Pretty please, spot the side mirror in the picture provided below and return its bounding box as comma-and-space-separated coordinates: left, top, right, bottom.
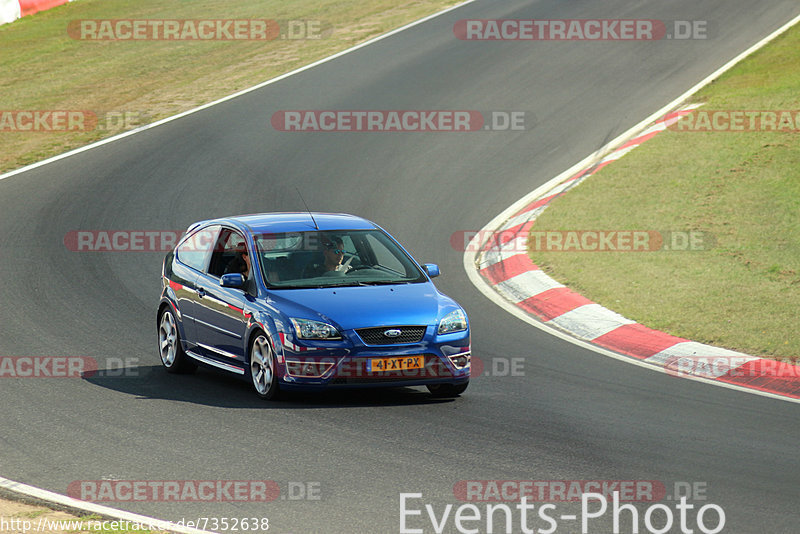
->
220, 273, 245, 288
423, 263, 440, 278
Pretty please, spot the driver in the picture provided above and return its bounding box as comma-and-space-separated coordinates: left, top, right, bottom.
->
303, 235, 350, 277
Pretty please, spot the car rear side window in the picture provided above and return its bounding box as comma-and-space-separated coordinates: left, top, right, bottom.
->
176, 225, 219, 272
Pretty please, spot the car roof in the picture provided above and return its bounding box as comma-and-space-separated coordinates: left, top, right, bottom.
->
191, 212, 378, 235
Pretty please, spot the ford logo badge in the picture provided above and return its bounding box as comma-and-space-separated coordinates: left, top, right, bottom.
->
384, 329, 402, 338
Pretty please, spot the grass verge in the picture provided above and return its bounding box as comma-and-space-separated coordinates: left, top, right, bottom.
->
0, 496, 167, 533
0, 0, 461, 174
527, 22, 800, 360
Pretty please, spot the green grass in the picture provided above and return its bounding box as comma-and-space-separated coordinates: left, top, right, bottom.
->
0, 0, 461, 173
528, 23, 800, 360
1, 504, 166, 533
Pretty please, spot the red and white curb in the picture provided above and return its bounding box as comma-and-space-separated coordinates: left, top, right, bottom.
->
466, 105, 800, 401
1, 0, 73, 26
0, 476, 217, 534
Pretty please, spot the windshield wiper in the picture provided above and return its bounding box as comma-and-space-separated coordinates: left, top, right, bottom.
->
271, 280, 416, 289
351, 280, 414, 286
323, 281, 372, 287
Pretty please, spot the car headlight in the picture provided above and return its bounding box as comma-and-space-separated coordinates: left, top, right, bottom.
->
290, 318, 342, 340
438, 309, 468, 335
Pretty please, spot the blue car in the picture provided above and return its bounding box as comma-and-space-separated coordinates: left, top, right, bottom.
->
156, 213, 470, 400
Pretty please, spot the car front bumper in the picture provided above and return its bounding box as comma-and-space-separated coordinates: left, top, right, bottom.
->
276, 326, 470, 390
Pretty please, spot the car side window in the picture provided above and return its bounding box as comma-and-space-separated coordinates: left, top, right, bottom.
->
175, 225, 219, 272
208, 228, 248, 278
364, 233, 406, 274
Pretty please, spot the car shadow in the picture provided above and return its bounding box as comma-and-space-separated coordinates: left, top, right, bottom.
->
80, 365, 458, 409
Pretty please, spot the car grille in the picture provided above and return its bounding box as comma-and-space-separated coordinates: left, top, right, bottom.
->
356, 326, 426, 345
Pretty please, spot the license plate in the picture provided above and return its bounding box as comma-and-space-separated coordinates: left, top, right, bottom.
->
367, 356, 424, 373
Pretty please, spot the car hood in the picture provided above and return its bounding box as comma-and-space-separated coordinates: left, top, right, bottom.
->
268, 282, 451, 330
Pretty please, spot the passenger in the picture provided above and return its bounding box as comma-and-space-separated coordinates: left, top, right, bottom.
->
225, 242, 251, 280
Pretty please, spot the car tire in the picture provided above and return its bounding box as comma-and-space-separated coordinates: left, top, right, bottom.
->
158, 307, 197, 374
249, 332, 281, 400
426, 381, 468, 398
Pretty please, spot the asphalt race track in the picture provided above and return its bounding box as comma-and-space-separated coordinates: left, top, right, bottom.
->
2, 0, 799, 532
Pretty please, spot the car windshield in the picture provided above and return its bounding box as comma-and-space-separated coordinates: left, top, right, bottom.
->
253, 229, 428, 288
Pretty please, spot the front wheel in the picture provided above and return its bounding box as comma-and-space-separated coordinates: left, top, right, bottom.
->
158, 307, 196, 374
426, 381, 468, 398
249, 333, 281, 400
